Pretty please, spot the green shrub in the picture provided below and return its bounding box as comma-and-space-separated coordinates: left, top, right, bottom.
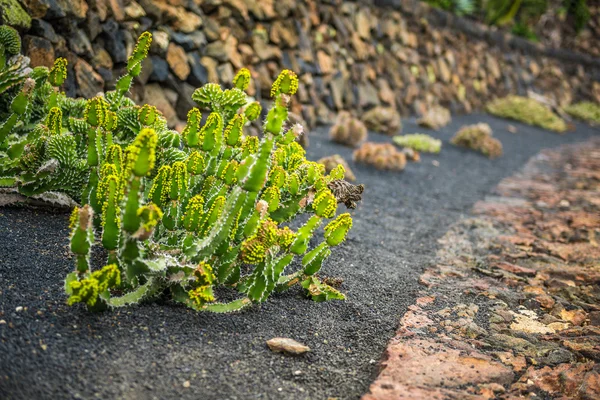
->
564, 101, 600, 125
393, 134, 442, 154
486, 95, 567, 132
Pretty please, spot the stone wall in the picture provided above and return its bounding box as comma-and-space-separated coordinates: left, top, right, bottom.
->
2, 0, 599, 128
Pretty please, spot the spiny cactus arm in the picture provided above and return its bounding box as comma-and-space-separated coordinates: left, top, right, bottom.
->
81, 168, 101, 214
238, 137, 274, 192
224, 114, 245, 147
122, 129, 157, 233
244, 101, 262, 122
301, 276, 345, 302
162, 161, 187, 230
199, 112, 223, 152
107, 276, 161, 307
112, 32, 152, 106
302, 242, 331, 275
260, 186, 280, 212
48, 57, 67, 87
138, 104, 158, 126
233, 68, 251, 92
98, 173, 121, 251
0, 176, 16, 186
202, 298, 253, 313
0, 84, 31, 144
264, 96, 289, 136
185, 187, 247, 260
47, 57, 68, 108
133, 203, 163, 240
219, 159, 239, 185
290, 215, 322, 254
197, 195, 226, 237
69, 205, 94, 273
47, 107, 62, 136
270, 70, 298, 98
324, 213, 352, 246
312, 189, 337, 218
171, 285, 253, 312
182, 194, 204, 232
215, 243, 242, 283
246, 252, 294, 303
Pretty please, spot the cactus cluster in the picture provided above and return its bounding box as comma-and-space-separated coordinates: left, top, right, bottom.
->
0, 28, 364, 313
451, 123, 503, 158
417, 105, 451, 130
393, 134, 442, 154
486, 95, 567, 132
353, 142, 407, 171
66, 68, 361, 311
329, 111, 368, 148
0, 26, 92, 193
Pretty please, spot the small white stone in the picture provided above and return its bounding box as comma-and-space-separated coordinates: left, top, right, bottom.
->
432, 160, 440, 167
15, 306, 23, 312
183, 381, 190, 388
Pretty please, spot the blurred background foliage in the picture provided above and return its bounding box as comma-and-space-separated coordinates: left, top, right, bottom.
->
423, 0, 591, 41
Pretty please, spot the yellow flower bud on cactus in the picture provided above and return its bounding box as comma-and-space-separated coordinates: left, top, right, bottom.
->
138, 104, 159, 126
233, 68, 251, 91
324, 213, 352, 246
188, 285, 215, 307
194, 262, 215, 286
186, 151, 205, 175
240, 237, 267, 264
84, 96, 109, 127
244, 102, 262, 121
46, 107, 62, 135
49, 57, 68, 87
127, 128, 157, 177
271, 69, 299, 97
224, 114, 245, 147
313, 189, 337, 218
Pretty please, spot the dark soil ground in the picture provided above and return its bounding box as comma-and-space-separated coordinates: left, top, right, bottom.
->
0, 114, 597, 400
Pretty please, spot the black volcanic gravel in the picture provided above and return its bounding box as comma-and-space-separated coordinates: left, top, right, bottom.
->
0, 114, 597, 400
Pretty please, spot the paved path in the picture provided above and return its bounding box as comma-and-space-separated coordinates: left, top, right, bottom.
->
0, 114, 597, 399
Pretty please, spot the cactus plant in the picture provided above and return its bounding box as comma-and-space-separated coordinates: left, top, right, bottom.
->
393, 134, 442, 154
451, 123, 503, 158
417, 105, 451, 130
329, 111, 368, 148
57, 33, 363, 312
0, 29, 363, 313
353, 142, 407, 171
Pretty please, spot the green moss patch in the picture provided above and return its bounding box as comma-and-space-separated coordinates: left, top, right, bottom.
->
0, 0, 32, 29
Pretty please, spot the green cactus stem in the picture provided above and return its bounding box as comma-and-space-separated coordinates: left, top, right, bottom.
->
69, 205, 94, 274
